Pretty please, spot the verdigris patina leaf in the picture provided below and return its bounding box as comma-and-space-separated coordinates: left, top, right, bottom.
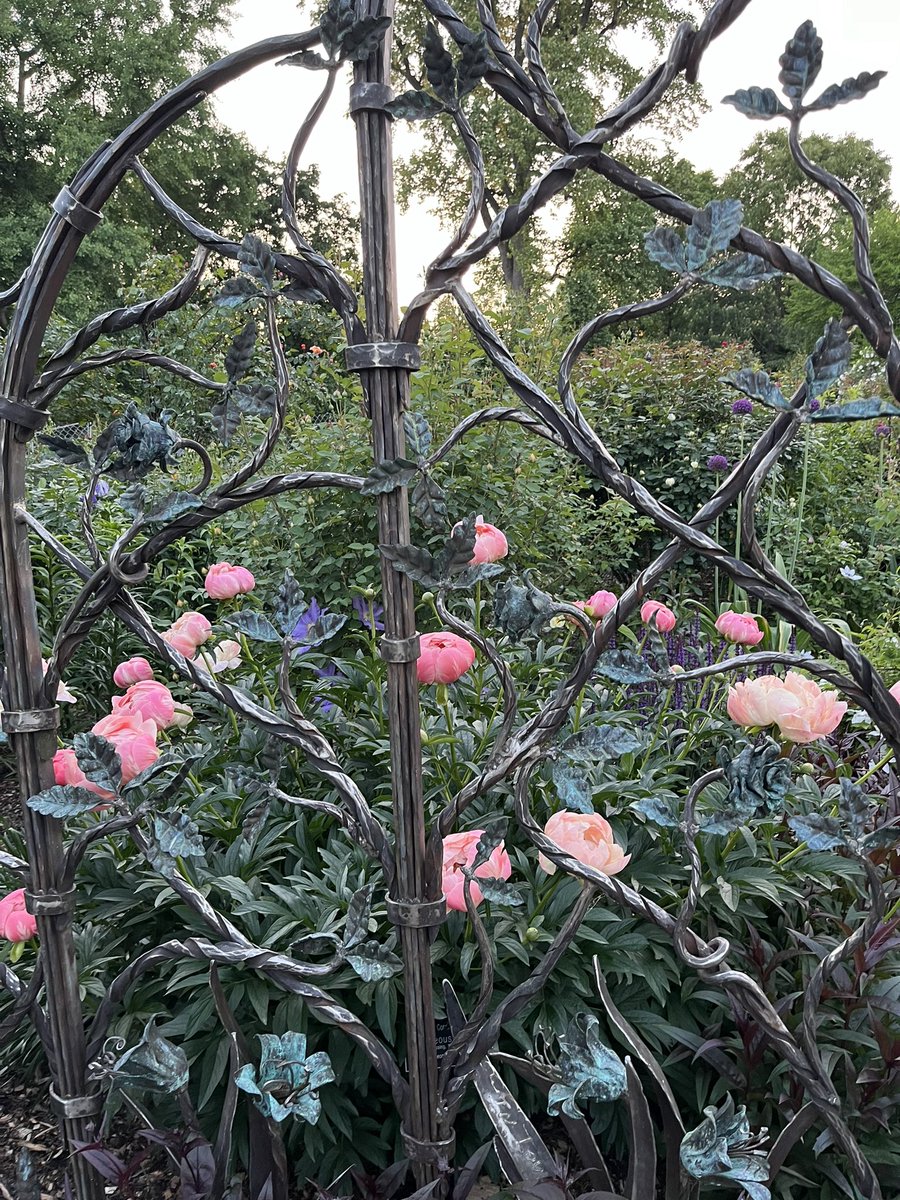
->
546, 1014, 627, 1119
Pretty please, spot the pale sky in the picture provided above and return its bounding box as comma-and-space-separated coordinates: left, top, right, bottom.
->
214, 1, 899, 302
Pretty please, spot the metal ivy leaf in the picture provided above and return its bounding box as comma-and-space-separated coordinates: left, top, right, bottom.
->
643, 226, 686, 274
291, 932, 341, 958
214, 276, 261, 308
726, 368, 790, 411
319, 0, 355, 58
235, 1032, 334, 1123
701, 253, 782, 291
474, 877, 524, 906
806, 70, 887, 112
153, 812, 205, 860
360, 458, 420, 496
279, 49, 332, 70
811, 397, 900, 423
457, 32, 491, 98
451, 562, 505, 590
631, 796, 680, 827
225, 319, 257, 383
342, 883, 374, 951
778, 20, 823, 106
210, 397, 241, 446
722, 85, 790, 120
27, 785, 104, 818
717, 739, 791, 822
344, 940, 403, 982
546, 1014, 627, 1119
564, 723, 643, 759
403, 410, 433, 457
234, 383, 277, 419
424, 24, 457, 105
380, 543, 444, 589
551, 761, 593, 814
142, 491, 203, 525
340, 15, 392, 62
291, 609, 347, 651
837, 777, 870, 838
274, 569, 306, 635
685, 199, 743, 272
595, 648, 654, 685
411, 473, 448, 532
38, 434, 90, 471
787, 812, 846, 851
681, 1097, 770, 1200
805, 318, 851, 399
111, 1017, 189, 1094
224, 611, 282, 643
440, 514, 477, 574
385, 90, 447, 121
237, 235, 276, 291
73, 732, 122, 795
493, 575, 555, 642
471, 824, 507, 870
118, 483, 146, 519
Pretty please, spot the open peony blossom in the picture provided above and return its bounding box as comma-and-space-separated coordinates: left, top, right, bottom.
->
162, 611, 212, 657
42, 660, 76, 704
585, 590, 618, 619
416, 632, 476, 685
91, 711, 159, 782
205, 562, 256, 601
111, 680, 176, 730
715, 610, 765, 646
640, 600, 676, 633
539, 811, 630, 877
0, 889, 38, 943
113, 657, 155, 688
727, 676, 802, 729
200, 639, 242, 674
453, 516, 508, 565
777, 672, 848, 744
53, 747, 114, 801
441, 830, 512, 912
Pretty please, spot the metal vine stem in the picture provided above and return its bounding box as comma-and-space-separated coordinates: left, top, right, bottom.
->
0, 1, 898, 1198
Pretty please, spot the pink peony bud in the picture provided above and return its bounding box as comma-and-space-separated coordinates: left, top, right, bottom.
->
91, 711, 159, 783
640, 600, 676, 633
111, 680, 176, 730
204, 562, 256, 601
585, 590, 618, 619
0, 889, 38, 943
162, 612, 212, 657
113, 657, 155, 688
453, 515, 509, 565
538, 811, 630, 877
715, 610, 764, 646
416, 632, 476, 685
441, 830, 512, 912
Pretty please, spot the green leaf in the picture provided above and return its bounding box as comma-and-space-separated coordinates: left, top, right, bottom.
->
340, 14, 391, 61
344, 940, 403, 982
686, 199, 743, 271
805, 318, 851, 399
214, 276, 261, 307
223, 611, 282, 643
644, 226, 686, 274
727, 368, 790, 410
779, 20, 823, 105
546, 1013, 627, 1119
701, 253, 781, 291
806, 71, 887, 112
26, 785, 103, 817
360, 458, 420, 496
38, 434, 90, 471
411, 473, 448, 532
153, 812, 205, 859
237, 234, 276, 291
811, 398, 900, 423
632, 797, 680, 828
552, 761, 593, 814
142, 491, 203, 525
385, 90, 446, 121
73, 731, 121, 794
402, 411, 433, 457
787, 812, 846, 851
476, 877, 524, 906
343, 884, 374, 951
423, 24, 457, 105
722, 86, 790, 120
380, 543, 443, 589
564, 723, 643, 758
595, 648, 654, 684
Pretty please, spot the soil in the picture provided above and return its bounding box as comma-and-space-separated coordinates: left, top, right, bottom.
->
0, 771, 21, 834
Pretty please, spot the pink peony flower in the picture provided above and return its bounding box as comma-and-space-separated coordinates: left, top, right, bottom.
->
453, 515, 508, 565
539, 811, 630, 876
113, 657, 155, 688
640, 600, 676, 633
585, 590, 618, 619
162, 612, 212, 657
52, 748, 114, 801
715, 610, 765, 646
889, 681, 900, 705
0, 889, 38, 943
416, 632, 476, 685
111, 680, 176, 730
441, 830, 512, 912
162, 629, 199, 657
727, 676, 801, 729
776, 672, 848, 744
91, 712, 159, 783
204, 562, 256, 601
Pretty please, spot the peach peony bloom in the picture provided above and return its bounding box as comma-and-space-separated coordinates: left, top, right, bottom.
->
726, 676, 801, 729
539, 811, 630, 876
205, 562, 256, 601
776, 672, 848, 744
416, 632, 476, 685
91, 711, 159, 782
0, 889, 38, 943
453, 515, 508, 565
640, 600, 676, 633
162, 611, 212, 657
111, 680, 176, 730
113, 657, 154, 688
585, 590, 618, 619
441, 830, 512, 912
53, 747, 115, 801
715, 610, 764, 646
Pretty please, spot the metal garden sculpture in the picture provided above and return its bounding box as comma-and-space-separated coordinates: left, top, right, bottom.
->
0, 1, 898, 1197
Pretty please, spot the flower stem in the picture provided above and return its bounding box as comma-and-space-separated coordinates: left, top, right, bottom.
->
788, 424, 812, 584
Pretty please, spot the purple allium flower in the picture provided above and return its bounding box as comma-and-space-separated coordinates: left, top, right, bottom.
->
876, 423, 890, 438
353, 595, 385, 632
808, 398, 821, 413
707, 454, 729, 473
731, 398, 753, 416
291, 597, 324, 651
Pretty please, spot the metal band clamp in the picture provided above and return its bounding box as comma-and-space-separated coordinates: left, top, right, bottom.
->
379, 635, 421, 663
52, 186, 103, 234
400, 1128, 456, 1165
344, 342, 421, 372
0, 396, 50, 440
349, 82, 395, 114
26, 889, 77, 917
386, 896, 447, 928
1, 707, 60, 734
49, 1087, 104, 1120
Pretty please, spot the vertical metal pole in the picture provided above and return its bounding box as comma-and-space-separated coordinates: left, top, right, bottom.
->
350, 1, 442, 1185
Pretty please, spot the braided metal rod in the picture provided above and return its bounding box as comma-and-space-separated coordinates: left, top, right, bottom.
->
524, 0, 577, 142
38, 246, 211, 377
673, 769, 729, 972
30, 347, 225, 407
429, 107, 487, 273
659, 650, 865, 705
426, 406, 565, 467
84, 936, 409, 1113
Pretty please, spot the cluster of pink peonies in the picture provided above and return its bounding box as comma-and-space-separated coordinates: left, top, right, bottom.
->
0, 888, 38, 943
727, 671, 848, 743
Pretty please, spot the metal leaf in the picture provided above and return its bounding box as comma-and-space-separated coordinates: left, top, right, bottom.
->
457, 32, 491, 98
423, 24, 457, 105
685, 199, 743, 271
211, 397, 242, 445
440, 514, 477, 574
838, 777, 870, 838
474, 877, 524, 906
225, 319, 257, 383
717, 738, 791, 822
340, 15, 392, 62
214, 276, 261, 308
779, 20, 823, 105
274, 569, 306, 636
73, 731, 122, 794
805, 318, 851, 399
722, 86, 790, 120
237, 235, 276, 291
811, 397, 900, 422
806, 70, 887, 111
727, 368, 790, 410
342, 884, 374, 951
112, 1016, 190, 1094
700, 253, 782, 291
234, 383, 277, 419
278, 50, 332, 70
142, 490, 203, 525
623, 1059, 656, 1200
411, 473, 448, 531
153, 812, 205, 860
643, 227, 686, 274
290, 609, 347, 650
360, 457, 420, 496
546, 1014, 627, 1119
27, 785, 104, 818
380, 543, 444, 589
451, 562, 505, 589
384, 90, 447, 121
118, 483, 146, 519
631, 797, 680, 828
403, 411, 433, 457
552, 761, 593, 814
38, 434, 90, 471
344, 940, 403, 982
787, 812, 846, 851
224, 611, 282, 643
595, 648, 654, 684
564, 724, 643, 759
493, 576, 555, 641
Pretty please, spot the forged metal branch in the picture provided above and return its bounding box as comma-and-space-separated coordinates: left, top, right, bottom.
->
30, 347, 224, 408
0, 849, 29, 875
426, 406, 565, 467
0, 957, 49, 1052
673, 769, 730, 970
660, 651, 863, 705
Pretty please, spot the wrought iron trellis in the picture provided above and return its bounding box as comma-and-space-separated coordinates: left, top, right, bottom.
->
0, 1, 899, 1197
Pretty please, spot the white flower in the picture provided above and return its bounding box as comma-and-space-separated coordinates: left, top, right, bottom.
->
170, 704, 193, 729
839, 565, 862, 582
199, 639, 243, 674
42, 659, 76, 703
665, 476, 676, 487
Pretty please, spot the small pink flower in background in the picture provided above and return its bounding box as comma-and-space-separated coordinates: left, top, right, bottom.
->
453, 516, 508, 565
416, 632, 476, 685
204, 562, 256, 601
441, 830, 512, 912
890, 681, 900, 705
715, 610, 764, 646
41, 660, 76, 704
113, 657, 154, 688
309, 345, 323, 356
163, 611, 212, 657
777, 672, 847, 744
0, 890, 38, 943
640, 600, 676, 633
585, 590, 618, 619
91, 711, 159, 782
200, 639, 242, 674
539, 812, 630, 876
52, 748, 114, 801
111, 681, 176, 730
170, 703, 194, 729
726, 676, 800, 729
